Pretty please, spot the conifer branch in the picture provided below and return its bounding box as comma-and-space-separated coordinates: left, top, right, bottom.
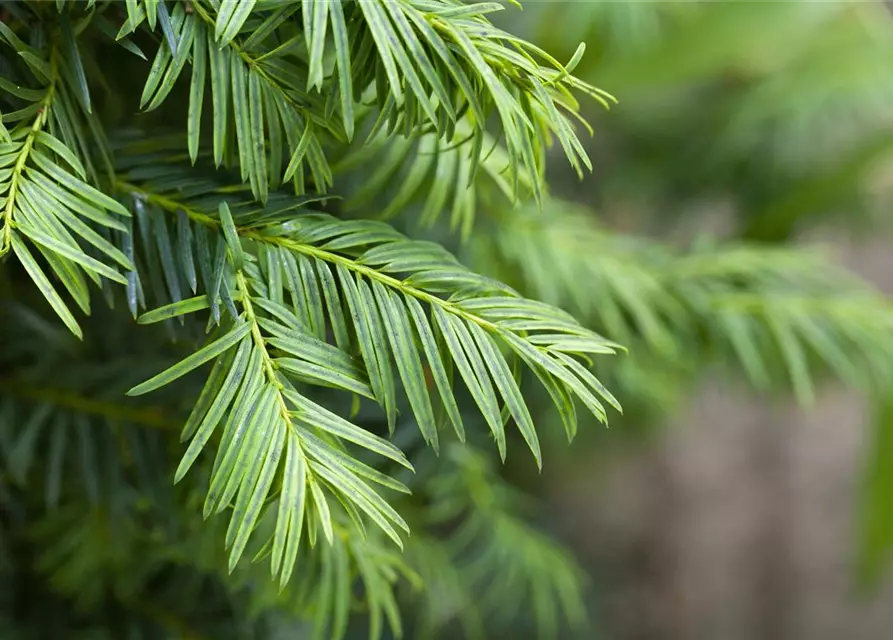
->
0, 53, 56, 256
111, 158, 621, 586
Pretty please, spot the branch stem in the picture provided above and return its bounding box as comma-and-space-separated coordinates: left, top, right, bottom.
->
1, 53, 57, 256
116, 180, 501, 334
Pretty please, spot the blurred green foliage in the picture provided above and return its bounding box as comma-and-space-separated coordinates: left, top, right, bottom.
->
521, 0, 893, 591
529, 0, 893, 241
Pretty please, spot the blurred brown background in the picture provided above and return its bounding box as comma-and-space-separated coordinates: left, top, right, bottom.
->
549, 234, 893, 640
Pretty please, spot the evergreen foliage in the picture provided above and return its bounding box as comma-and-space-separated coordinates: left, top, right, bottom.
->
2, 1, 893, 638
0, 1, 614, 637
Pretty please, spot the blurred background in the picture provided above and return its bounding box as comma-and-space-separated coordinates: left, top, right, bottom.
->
499, 2, 893, 638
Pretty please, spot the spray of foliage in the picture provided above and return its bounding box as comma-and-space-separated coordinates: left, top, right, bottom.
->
2, 1, 893, 638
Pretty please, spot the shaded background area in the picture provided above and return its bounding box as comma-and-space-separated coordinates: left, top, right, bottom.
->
552, 380, 883, 640
505, 2, 893, 638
